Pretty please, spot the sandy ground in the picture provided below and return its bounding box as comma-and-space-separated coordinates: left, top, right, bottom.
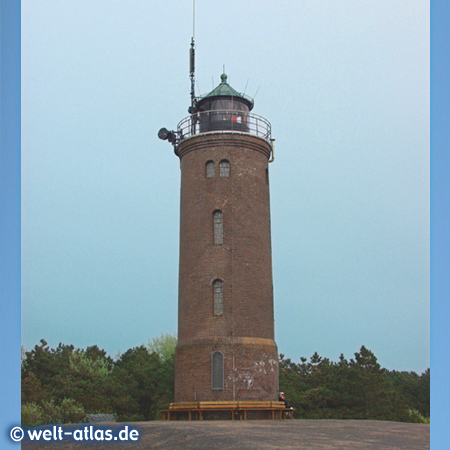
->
21, 419, 430, 450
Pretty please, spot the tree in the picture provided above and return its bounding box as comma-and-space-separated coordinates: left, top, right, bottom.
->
385, 368, 430, 419
279, 346, 420, 422
22, 338, 428, 424
21, 340, 116, 418
147, 333, 177, 361
111, 345, 174, 421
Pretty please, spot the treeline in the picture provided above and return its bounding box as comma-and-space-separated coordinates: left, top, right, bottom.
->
22, 339, 429, 426
21, 336, 176, 426
279, 346, 429, 423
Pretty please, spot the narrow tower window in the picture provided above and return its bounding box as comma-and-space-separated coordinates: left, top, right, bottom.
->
206, 161, 215, 178
219, 160, 230, 177
213, 279, 223, 315
211, 351, 224, 390
213, 210, 223, 245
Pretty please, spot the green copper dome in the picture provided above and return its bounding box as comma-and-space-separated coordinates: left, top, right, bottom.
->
198, 73, 254, 110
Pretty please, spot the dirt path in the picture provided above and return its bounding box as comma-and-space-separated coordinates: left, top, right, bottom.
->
22, 420, 430, 450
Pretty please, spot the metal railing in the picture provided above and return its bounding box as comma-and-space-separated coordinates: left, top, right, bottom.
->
177, 110, 271, 141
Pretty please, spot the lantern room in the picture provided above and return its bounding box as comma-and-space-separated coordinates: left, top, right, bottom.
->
196, 73, 254, 133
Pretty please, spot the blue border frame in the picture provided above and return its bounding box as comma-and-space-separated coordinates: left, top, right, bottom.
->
0, 0, 21, 448
0, 0, 442, 447
431, 0, 450, 448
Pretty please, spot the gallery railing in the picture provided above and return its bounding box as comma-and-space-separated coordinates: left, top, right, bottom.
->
177, 110, 272, 141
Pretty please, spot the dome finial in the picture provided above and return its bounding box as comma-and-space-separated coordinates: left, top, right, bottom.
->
220, 64, 228, 83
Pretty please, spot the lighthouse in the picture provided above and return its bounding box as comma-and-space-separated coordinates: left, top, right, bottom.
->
159, 45, 285, 419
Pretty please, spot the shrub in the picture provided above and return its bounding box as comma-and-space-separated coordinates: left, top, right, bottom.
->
22, 402, 44, 427
59, 398, 86, 424
22, 398, 86, 426
408, 408, 430, 424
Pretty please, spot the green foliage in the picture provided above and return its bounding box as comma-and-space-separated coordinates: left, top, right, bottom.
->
22, 339, 428, 424
279, 346, 429, 423
408, 408, 430, 424
39, 399, 86, 425
22, 402, 44, 427
111, 345, 175, 421
22, 336, 176, 425
69, 351, 111, 378
385, 368, 430, 417
147, 333, 177, 361
22, 399, 86, 427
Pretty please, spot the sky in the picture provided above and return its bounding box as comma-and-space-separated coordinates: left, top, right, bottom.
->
21, 0, 429, 373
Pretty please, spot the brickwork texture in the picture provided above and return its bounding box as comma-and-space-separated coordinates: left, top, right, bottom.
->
174, 132, 278, 402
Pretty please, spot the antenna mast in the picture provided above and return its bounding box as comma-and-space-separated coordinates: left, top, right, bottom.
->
189, 0, 196, 114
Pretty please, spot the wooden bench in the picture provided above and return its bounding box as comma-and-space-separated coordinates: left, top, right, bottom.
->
161, 401, 294, 421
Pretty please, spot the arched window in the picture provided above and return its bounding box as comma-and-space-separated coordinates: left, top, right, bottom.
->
211, 351, 224, 390
213, 279, 223, 315
219, 160, 230, 177
213, 210, 223, 245
206, 161, 215, 178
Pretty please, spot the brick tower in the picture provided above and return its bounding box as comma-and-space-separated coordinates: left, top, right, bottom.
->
159, 66, 284, 419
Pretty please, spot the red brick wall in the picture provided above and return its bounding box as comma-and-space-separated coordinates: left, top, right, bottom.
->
174, 132, 278, 402
175, 339, 279, 402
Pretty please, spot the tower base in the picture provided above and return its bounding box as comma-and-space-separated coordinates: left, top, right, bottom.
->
160, 401, 294, 421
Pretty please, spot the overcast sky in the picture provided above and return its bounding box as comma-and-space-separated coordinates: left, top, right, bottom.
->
21, 0, 429, 373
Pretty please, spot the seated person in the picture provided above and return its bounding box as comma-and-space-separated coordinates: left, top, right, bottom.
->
278, 392, 293, 409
